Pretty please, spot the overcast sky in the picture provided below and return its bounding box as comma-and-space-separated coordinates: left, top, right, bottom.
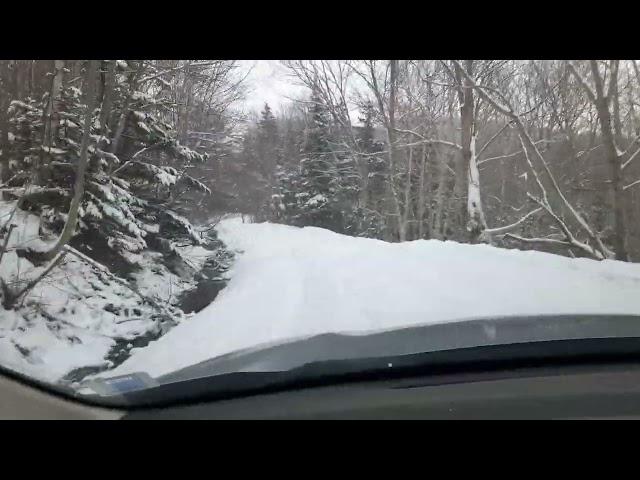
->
238, 60, 306, 116
237, 60, 364, 125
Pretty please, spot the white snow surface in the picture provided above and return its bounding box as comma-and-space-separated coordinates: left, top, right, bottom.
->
0, 201, 214, 383
106, 217, 640, 379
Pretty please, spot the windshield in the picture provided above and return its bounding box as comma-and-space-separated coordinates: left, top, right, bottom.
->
1, 59, 640, 403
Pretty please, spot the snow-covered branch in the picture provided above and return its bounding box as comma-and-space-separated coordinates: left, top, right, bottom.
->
519, 137, 549, 204
478, 140, 551, 166
623, 179, 640, 191
575, 144, 603, 159
485, 208, 542, 235
393, 128, 462, 150
525, 192, 605, 260
503, 233, 572, 248
620, 134, 640, 157
138, 61, 224, 85
621, 145, 640, 170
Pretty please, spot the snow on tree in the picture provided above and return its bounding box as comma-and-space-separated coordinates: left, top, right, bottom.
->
1, 61, 217, 278
274, 89, 358, 233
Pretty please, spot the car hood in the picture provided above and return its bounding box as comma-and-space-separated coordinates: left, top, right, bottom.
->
158, 314, 640, 384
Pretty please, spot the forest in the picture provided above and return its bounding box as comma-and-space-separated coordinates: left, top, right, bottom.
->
234, 61, 640, 262
1, 60, 640, 382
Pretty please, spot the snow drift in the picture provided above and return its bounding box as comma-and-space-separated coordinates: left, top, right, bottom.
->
106, 217, 640, 379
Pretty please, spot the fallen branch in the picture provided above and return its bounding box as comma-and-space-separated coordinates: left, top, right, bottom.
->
525, 193, 605, 260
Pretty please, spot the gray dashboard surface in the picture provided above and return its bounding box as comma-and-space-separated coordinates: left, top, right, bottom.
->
124, 363, 640, 419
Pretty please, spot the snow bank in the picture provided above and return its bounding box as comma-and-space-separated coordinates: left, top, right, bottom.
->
0, 201, 216, 383
106, 218, 640, 379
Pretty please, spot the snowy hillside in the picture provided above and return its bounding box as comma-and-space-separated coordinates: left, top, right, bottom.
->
105, 217, 640, 379
0, 200, 221, 384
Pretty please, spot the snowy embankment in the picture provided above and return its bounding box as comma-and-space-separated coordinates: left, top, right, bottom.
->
106, 217, 640, 379
0, 200, 218, 383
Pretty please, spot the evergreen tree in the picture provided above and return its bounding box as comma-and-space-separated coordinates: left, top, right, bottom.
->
267, 92, 361, 234
258, 103, 278, 147
295, 89, 340, 230
353, 101, 386, 238
256, 102, 280, 195
230, 103, 283, 221
4, 61, 211, 276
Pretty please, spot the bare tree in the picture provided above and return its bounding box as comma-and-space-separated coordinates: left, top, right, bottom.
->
452, 60, 610, 260
567, 60, 633, 261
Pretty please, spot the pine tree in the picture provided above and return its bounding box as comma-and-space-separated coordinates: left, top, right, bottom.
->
267, 91, 362, 234
353, 101, 386, 238
357, 101, 376, 152
256, 102, 280, 201
4, 61, 211, 275
258, 103, 278, 147
230, 104, 283, 221
295, 89, 339, 229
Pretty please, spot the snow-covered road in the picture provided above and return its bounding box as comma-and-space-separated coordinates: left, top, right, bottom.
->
105, 218, 640, 379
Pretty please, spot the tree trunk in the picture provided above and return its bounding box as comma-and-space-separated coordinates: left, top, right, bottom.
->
178, 62, 192, 143
399, 144, 414, 242
0, 61, 10, 183
454, 60, 487, 243
432, 149, 450, 240
42, 60, 98, 261
44, 60, 65, 144
589, 60, 628, 261
452, 61, 470, 241
29, 60, 35, 97
417, 144, 428, 239
14, 60, 25, 100
39, 60, 65, 185
378, 60, 404, 241
387, 60, 403, 240
357, 153, 369, 211
110, 61, 144, 157
99, 60, 116, 135
467, 132, 489, 242
460, 61, 610, 259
